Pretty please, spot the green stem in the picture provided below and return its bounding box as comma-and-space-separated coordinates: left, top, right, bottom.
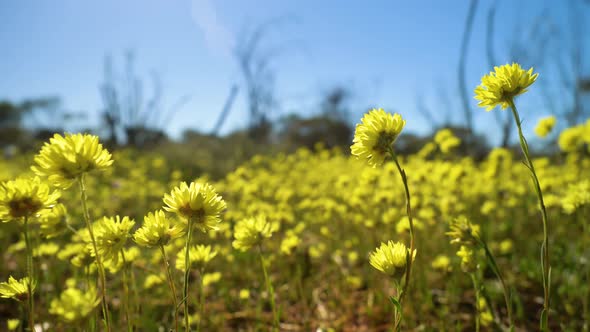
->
160, 245, 179, 332
509, 100, 550, 330
471, 273, 481, 332
389, 149, 416, 306
78, 175, 111, 332
478, 239, 514, 330
258, 245, 279, 331
121, 251, 132, 332
23, 216, 34, 332
197, 267, 205, 332
183, 217, 195, 331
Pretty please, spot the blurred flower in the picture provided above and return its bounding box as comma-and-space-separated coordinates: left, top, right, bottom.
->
431, 255, 452, 272
49, 286, 100, 322
434, 129, 461, 154
163, 181, 226, 231
38, 203, 68, 238
369, 241, 415, 278
0, 276, 34, 301
447, 216, 480, 246
534, 116, 556, 138
90, 215, 135, 264
232, 215, 278, 251
0, 176, 60, 222
474, 63, 538, 111
134, 210, 185, 247
176, 244, 217, 271
32, 133, 113, 189
351, 108, 406, 167
562, 180, 590, 214
456, 246, 477, 273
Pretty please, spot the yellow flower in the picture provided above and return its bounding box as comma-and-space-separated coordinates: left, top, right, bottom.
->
176, 244, 217, 271
134, 210, 185, 247
446, 216, 480, 246
232, 215, 278, 251
558, 124, 586, 152
32, 133, 113, 189
0, 176, 60, 222
7, 319, 19, 331
431, 255, 452, 272
163, 181, 226, 231
38, 203, 68, 238
90, 215, 135, 264
49, 286, 100, 322
534, 116, 556, 138
474, 63, 538, 111
0, 276, 34, 301
434, 129, 461, 154
369, 241, 415, 278
239, 289, 250, 300
562, 180, 590, 214
456, 246, 477, 273
351, 108, 406, 167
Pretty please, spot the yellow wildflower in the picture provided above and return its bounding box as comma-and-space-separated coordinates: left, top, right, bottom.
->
474, 63, 538, 111
163, 181, 226, 231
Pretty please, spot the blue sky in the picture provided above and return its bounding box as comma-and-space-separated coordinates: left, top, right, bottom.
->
0, 0, 584, 144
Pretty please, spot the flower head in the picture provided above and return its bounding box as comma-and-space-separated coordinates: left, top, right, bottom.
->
0, 276, 35, 301
32, 133, 113, 189
446, 216, 481, 246
49, 286, 100, 322
90, 215, 135, 264
474, 63, 538, 111
176, 244, 217, 271
434, 129, 461, 154
38, 203, 68, 238
369, 241, 415, 278
456, 245, 477, 273
534, 116, 557, 138
351, 109, 406, 167
163, 182, 226, 232
134, 210, 185, 247
232, 215, 278, 251
0, 176, 60, 222
562, 180, 590, 214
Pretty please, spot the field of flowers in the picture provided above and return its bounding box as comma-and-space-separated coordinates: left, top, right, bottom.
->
1, 64, 590, 332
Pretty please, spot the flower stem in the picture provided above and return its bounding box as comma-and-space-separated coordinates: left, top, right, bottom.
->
509, 100, 550, 330
78, 175, 111, 332
197, 267, 205, 332
183, 217, 195, 331
478, 238, 514, 330
159, 245, 179, 332
258, 244, 279, 331
23, 216, 35, 332
121, 251, 133, 332
389, 149, 416, 306
471, 273, 481, 332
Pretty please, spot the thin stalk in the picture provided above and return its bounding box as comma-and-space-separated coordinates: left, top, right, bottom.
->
478, 238, 514, 330
471, 273, 481, 332
78, 175, 111, 331
388, 149, 416, 306
183, 217, 195, 331
23, 216, 35, 332
257, 245, 279, 331
159, 245, 179, 332
121, 251, 133, 332
197, 267, 205, 332
509, 100, 550, 330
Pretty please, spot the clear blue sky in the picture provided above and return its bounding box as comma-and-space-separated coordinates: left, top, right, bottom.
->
0, 0, 583, 144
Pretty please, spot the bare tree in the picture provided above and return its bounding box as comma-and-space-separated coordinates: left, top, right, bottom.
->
100, 51, 190, 146
458, 0, 479, 132
210, 84, 239, 136
234, 18, 298, 141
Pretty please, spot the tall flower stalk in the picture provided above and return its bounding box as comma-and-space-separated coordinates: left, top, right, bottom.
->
351, 109, 416, 330
23, 216, 35, 332
233, 215, 280, 331
475, 63, 549, 330
160, 245, 179, 331
163, 181, 226, 332
78, 176, 111, 331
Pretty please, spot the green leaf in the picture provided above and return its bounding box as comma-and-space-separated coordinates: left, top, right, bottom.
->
540, 309, 548, 331
389, 296, 402, 314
